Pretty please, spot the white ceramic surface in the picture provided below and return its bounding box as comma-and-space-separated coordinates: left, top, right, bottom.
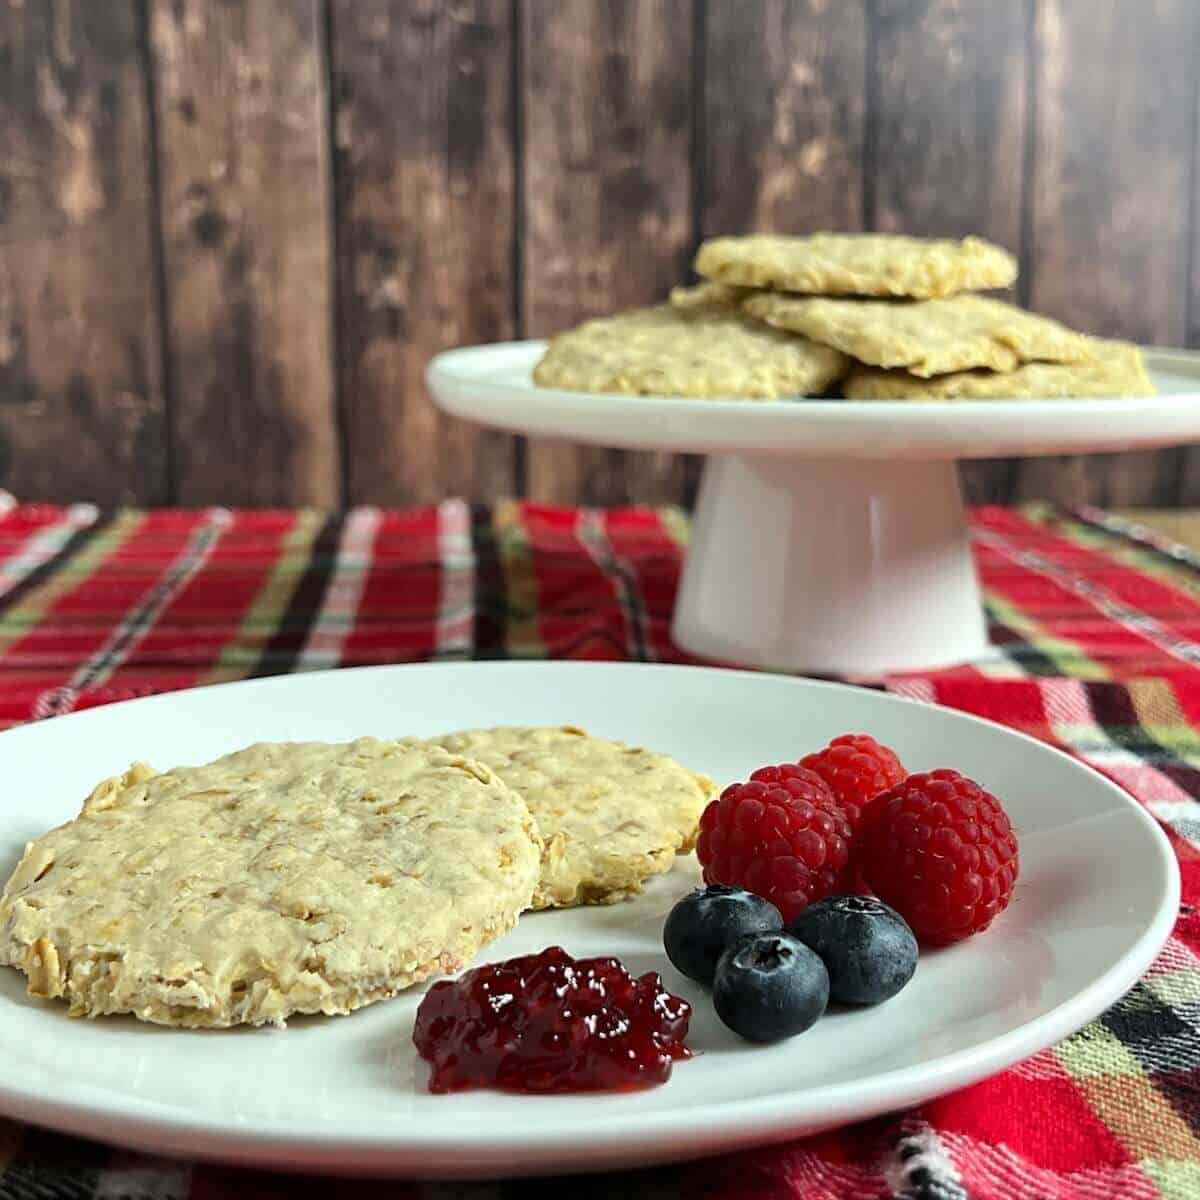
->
674, 456, 989, 673
0, 662, 1179, 1179
427, 343, 1200, 674
427, 343, 1200, 459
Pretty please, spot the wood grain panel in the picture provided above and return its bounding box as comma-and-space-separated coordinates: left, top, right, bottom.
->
696, 2, 866, 507
331, 0, 516, 505
869, 0, 1027, 507
703, 0, 867, 238
1016, 0, 1196, 507
150, 0, 338, 507
1, 0, 1197, 512
0, 0, 166, 505
522, 0, 692, 505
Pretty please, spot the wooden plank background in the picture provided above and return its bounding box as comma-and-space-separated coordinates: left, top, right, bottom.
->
0, 0, 1196, 509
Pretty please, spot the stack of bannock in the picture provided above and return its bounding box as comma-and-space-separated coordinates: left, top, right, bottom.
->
533, 233, 1155, 402
0, 728, 713, 1028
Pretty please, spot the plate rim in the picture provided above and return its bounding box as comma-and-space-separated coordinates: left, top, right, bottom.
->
0, 661, 1181, 1175
426, 342, 1200, 461
429, 340, 1200, 412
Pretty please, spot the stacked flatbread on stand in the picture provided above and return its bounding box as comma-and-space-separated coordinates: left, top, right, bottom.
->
533, 232, 1155, 402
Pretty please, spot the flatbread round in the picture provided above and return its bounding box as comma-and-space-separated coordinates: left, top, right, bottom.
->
532, 304, 848, 399
668, 281, 756, 311
696, 233, 1017, 299
425, 726, 714, 909
0, 738, 541, 1027
842, 340, 1155, 401
744, 294, 1092, 378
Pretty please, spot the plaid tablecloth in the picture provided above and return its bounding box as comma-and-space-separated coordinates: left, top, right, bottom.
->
2, 495, 1200, 1200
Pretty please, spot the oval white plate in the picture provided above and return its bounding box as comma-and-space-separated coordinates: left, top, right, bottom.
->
0, 663, 1179, 1178
428, 342, 1200, 459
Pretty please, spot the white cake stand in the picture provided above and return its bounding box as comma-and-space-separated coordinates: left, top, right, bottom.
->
428, 345, 1200, 674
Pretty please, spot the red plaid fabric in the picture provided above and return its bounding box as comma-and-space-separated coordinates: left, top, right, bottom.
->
2, 497, 1200, 1199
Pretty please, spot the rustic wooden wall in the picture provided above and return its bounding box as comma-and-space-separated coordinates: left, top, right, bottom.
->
0, 0, 1195, 509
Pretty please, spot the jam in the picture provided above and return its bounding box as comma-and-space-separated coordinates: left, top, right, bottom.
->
413, 945, 691, 1094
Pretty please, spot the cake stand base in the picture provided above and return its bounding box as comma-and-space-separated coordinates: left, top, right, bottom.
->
671, 455, 989, 675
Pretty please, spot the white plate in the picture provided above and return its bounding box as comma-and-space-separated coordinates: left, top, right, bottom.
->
428, 342, 1200, 459
0, 662, 1179, 1178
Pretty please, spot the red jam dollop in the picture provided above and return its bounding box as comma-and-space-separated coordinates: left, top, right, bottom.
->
413, 945, 691, 1094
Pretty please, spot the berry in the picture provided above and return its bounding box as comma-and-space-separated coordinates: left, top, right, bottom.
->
696, 764, 853, 923
712, 932, 829, 1043
799, 734, 906, 833
663, 885, 783, 985
859, 769, 1019, 945
788, 894, 918, 1005
413, 946, 691, 1093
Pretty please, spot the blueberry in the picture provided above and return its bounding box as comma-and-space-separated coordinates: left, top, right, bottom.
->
787, 894, 918, 1006
712, 932, 829, 1043
663, 885, 783, 986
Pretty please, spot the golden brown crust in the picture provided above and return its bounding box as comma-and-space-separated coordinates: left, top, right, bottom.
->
744, 294, 1092, 377
0, 739, 541, 1027
532, 304, 849, 399
696, 233, 1017, 299
668, 281, 756, 311
424, 726, 714, 909
843, 339, 1155, 401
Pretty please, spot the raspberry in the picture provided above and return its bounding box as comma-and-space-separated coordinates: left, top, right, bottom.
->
799, 733, 906, 833
696, 764, 854, 923
859, 769, 1019, 945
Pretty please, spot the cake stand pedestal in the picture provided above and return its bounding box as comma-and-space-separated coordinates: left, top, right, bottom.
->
678, 455, 983, 673
428, 343, 1200, 674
